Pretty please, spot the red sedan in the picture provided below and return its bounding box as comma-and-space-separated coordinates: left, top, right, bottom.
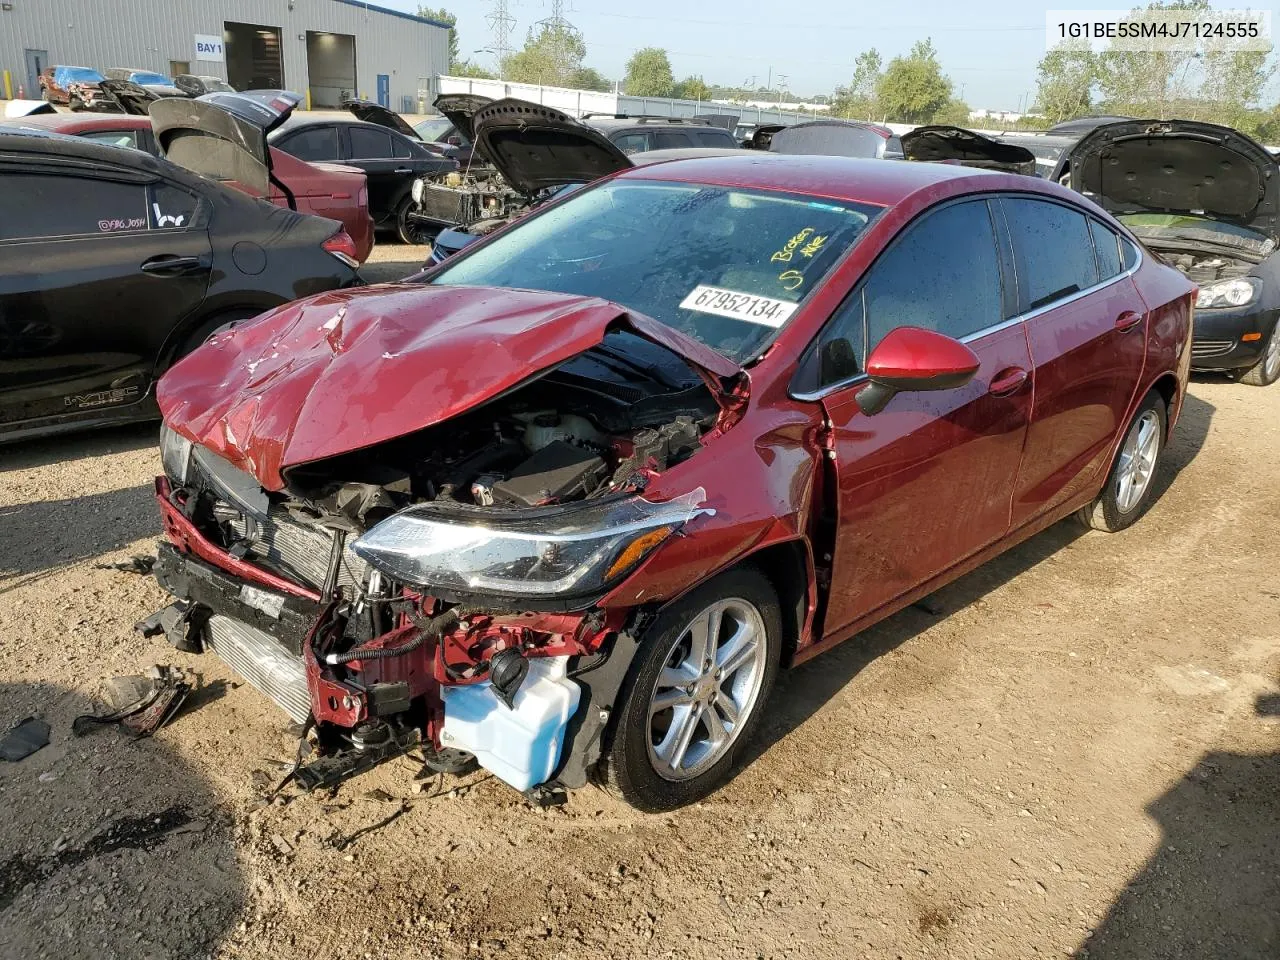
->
147, 147, 1194, 810
6, 112, 375, 263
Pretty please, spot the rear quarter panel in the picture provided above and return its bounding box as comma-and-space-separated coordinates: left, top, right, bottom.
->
1131, 257, 1195, 430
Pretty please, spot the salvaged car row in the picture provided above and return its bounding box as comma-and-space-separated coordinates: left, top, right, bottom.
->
3, 88, 1277, 811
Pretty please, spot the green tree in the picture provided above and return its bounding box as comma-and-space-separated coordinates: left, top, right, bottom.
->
624, 47, 675, 97
673, 75, 712, 101
875, 40, 952, 124
1096, 0, 1210, 116
1034, 40, 1096, 124
572, 67, 612, 92
417, 6, 459, 67
932, 98, 972, 125
503, 23, 587, 87
1201, 48, 1275, 130
451, 60, 495, 80
832, 49, 882, 119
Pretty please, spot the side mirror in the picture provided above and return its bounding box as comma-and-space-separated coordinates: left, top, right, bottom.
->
857, 326, 981, 416
446, 135, 462, 146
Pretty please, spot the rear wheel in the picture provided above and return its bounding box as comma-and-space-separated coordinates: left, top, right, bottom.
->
1240, 322, 1280, 387
1076, 391, 1167, 532
605, 567, 781, 812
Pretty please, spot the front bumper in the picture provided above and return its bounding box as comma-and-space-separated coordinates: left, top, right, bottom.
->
1191, 304, 1279, 371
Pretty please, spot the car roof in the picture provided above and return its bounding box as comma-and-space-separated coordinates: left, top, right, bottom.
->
273, 114, 405, 135
586, 116, 722, 132
630, 147, 762, 165
2, 113, 149, 133
615, 152, 1046, 207
0, 127, 162, 164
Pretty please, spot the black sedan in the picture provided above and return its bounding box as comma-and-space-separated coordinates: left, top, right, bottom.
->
0, 123, 360, 443
269, 101, 455, 243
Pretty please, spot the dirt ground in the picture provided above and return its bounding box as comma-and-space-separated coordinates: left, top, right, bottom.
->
1, 295, 1277, 959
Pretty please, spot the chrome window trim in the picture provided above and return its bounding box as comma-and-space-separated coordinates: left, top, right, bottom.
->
790, 205, 1144, 403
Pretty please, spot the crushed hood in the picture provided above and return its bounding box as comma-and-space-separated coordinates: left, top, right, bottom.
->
341, 98, 421, 140
1067, 119, 1279, 240
470, 98, 633, 196
433, 93, 491, 144
156, 284, 744, 492
98, 78, 157, 116
150, 90, 300, 198
901, 125, 1037, 175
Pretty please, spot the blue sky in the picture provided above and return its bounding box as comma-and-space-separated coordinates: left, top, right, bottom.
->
378, 0, 1278, 111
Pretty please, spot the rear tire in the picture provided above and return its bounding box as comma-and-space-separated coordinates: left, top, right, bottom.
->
1076, 390, 1167, 532
1240, 322, 1280, 387
604, 566, 781, 812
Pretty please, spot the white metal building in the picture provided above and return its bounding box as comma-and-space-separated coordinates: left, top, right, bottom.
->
1, 0, 450, 111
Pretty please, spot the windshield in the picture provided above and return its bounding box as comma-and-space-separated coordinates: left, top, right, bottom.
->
431, 179, 881, 363
415, 117, 455, 142
132, 72, 173, 86
59, 68, 103, 84
203, 77, 235, 92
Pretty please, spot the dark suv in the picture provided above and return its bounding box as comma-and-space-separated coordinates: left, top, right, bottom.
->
582, 115, 740, 154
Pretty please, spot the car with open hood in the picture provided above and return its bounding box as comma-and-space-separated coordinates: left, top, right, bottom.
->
38, 65, 109, 111
1066, 119, 1280, 385
268, 99, 456, 243
6, 82, 376, 263
412, 93, 489, 166
0, 99, 363, 443
901, 125, 1037, 176
144, 152, 1194, 810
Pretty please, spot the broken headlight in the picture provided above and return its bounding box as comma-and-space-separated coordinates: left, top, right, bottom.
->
1195, 277, 1260, 309
351, 489, 712, 598
159, 424, 193, 484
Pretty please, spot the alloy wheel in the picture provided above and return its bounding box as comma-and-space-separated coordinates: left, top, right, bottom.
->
1264, 325, 1280, 382
645, 597, 769, 781
1115, 410, 1161, 514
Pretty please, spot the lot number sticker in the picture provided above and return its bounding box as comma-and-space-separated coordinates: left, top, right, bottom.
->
679, 285, 798, 327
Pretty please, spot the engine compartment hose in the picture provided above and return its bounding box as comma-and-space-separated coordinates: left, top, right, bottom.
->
323, 608, 461, 666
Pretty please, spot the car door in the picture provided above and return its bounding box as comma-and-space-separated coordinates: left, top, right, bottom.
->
342, 124, 410, 223
805, 198, 1034, 634
0, 165, 211, 427
997, 197, 1149, 527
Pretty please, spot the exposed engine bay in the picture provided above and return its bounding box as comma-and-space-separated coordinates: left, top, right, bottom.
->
1147, 247, 1259, 284
410, 166, 526, 232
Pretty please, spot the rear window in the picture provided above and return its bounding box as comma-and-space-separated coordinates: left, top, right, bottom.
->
349, 126, 393, 160
1090, 219, 1124, 280
431, 179, 882, 363
654, 131, 693, 149
692, 129, 736, 148
612, 133, 649, 155
1002, 197, 1098, 311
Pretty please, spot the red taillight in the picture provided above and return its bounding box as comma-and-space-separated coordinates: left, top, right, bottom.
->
323, 229, 360, 268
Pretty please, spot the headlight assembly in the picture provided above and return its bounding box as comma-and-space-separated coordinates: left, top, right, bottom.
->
350, 489, 713, 599
1195, 277, 1260, 309
159, 424, 193, 484
411, 178, 426, 205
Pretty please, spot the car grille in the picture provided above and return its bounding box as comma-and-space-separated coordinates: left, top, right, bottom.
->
1191, 339, 1236, 359
204, 615, 311, 723
227, 508, 370, 593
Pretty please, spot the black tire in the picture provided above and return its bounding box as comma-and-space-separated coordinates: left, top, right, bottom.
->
395, 196, 433, 245
1240, 322, 1280, 387
604, 566, 782, 812
1076, 390, 1168, 532
172, 309, 261, 365
69, 94, 84, 112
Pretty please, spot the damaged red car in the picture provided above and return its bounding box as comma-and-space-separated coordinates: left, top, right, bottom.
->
147, 143, 1195, 811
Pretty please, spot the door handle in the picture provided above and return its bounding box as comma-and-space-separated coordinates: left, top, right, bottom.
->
393, 167, 413, 174
1115, 310, 1144, 332
140, 255, 207, 276
988, 367, 1029, 397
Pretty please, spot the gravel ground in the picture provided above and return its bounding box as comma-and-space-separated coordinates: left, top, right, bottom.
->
1, 349, 1277, 959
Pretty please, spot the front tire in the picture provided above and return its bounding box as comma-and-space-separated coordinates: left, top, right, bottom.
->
395, 196, 433, 245
1240, 322, 1280, 387
1077, 390, 1167, 532
605, 567, 781, 812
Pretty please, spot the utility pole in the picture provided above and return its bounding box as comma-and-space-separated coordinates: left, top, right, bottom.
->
485, 0, 516, 68
534, 0, 583, 83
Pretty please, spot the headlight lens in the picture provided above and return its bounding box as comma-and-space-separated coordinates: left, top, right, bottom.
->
1195, 277, 1260, 309
159, 424, 193, 484
351, 489, 712, 598
411, 178, 425, 205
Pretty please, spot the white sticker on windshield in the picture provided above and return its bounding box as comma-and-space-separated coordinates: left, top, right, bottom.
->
678, 285, 798, 327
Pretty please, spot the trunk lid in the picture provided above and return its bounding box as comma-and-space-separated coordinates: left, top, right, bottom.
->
341, 98, 422, 140
1066, 119, 1279, 241
150, 90, 300, 199
470, 98, 633, 196
157, 284, 744, 491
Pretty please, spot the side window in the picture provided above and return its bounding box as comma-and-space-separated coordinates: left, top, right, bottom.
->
0, 173, 149, 240
1090, 218, 1123, 280
1120, 235, 1140, 270
654, 131, 693, 149
611, 133, 648, 155
884, 135, 904, 159
391, 134, 414, 159
349, 126, 393, 160
813, 293, 867, 388
280, 127, 338, 162
149, 182, 202, 229
1003, 197, 1098, 310
692, 129, 735, 148
862, 200, 1004, 354
80, 130, 142, 151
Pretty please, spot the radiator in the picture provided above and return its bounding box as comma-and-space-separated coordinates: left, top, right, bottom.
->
204, 615, 311, 723
229, 509, 369, 592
